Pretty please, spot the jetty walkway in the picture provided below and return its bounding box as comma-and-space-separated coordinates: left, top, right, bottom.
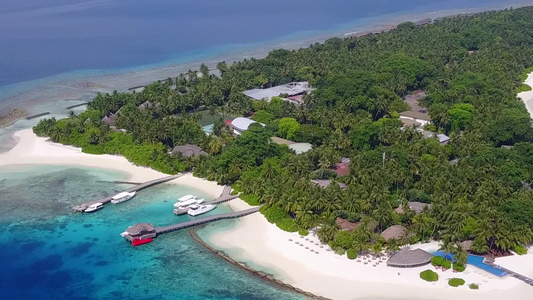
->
207, 185, 239, 205
73, 174, 181, 212
155, 207, 260, 235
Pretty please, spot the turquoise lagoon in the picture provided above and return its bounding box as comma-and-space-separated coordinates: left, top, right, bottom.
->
0, 165, 304, 300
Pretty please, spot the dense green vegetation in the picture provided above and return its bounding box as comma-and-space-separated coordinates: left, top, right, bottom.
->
431, 256, 451, 269
448, 278, 466, 287
469, 283, 479, 290
420, 270, 439, 282
34, 7, 533, 257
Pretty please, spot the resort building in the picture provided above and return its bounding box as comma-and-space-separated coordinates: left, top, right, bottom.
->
289, 143, 313, 154
170, 144, 208, 157
270, 136, 294, 145
270, 137, 312, 154
334, 157, 350, 176
403, 90, 427, 113
386, 249, 434, 268
243, 82, 313, 103
138, 101, 153, 111
381, 225, 408, 241
230, 117, 264, 135
399, 111, 432, 126
125, 223, 157, 239
102, 114, 117, 126
394, 202, 431, 214
417, 129, 450, 145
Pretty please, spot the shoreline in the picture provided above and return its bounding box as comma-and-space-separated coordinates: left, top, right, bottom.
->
517, 71, 533, 119
1, 129, 533, 299
0, 129, 224, 199
1, 2, 531, 124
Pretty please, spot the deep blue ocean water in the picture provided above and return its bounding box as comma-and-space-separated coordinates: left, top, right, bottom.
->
0, 0, 523, 89
0, 165, 305, 300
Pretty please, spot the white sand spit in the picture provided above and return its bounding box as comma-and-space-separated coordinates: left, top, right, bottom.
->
518, 71, 533, 119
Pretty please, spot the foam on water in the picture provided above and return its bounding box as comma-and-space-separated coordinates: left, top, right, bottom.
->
0, 165, 305, 300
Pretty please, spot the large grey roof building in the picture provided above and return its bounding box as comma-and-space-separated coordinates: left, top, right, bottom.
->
387, 249, 434, 268
170, 144, 208, 157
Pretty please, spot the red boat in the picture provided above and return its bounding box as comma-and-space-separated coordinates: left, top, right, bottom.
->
131, 237, 153, 246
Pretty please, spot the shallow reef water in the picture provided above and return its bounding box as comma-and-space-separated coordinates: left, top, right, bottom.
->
0, 165, 304, 300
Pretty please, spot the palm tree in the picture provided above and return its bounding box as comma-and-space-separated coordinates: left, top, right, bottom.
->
453, 245, 468, 266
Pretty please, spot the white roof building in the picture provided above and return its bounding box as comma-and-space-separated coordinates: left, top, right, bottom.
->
230, 117, 264, 135
243, 82, 312, 101
288, 143, 313, 154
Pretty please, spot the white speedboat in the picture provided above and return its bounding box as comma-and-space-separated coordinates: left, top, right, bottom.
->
85, 202, 104, 213
187, 204, 216, 216
173, 198, 204, 208
111, 191, 136, 204
178, 194, 196, 202
173, 199, 205, 215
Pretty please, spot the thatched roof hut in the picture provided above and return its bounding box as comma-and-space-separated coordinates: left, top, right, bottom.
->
387, 249, 433, 267
381, 225, 408, 241
102, 114, 117, 126
126, 223, 155, 236
170, 144, 208, 157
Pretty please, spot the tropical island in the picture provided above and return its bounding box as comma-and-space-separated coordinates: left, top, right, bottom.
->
26, 6, 533, 300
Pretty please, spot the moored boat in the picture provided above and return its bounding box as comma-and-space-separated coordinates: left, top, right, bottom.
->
178, 194, 196, 202
173, 207, 189, 215
84, 202, 104, 213
187, 204, 216, 216
131, 237, 153, 246
173, 198, 204, 208
111, 191, 136, 204
173, 199, 205, 215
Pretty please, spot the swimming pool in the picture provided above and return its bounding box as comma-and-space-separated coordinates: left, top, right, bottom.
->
433, 251, 508, 277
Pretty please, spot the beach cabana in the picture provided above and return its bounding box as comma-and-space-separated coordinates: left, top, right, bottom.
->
386, 249, 433, 268
381, 225, 408, 241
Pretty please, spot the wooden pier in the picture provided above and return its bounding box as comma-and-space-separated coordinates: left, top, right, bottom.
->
73, 174, 181, 212
154, 207, 260, 235
121, 206, 260, 242
207, 185, 239, 205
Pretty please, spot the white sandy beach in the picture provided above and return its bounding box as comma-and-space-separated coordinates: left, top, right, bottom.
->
0, 129, 224, 198
518, 71, 533, 119
2, 129, 533, 300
